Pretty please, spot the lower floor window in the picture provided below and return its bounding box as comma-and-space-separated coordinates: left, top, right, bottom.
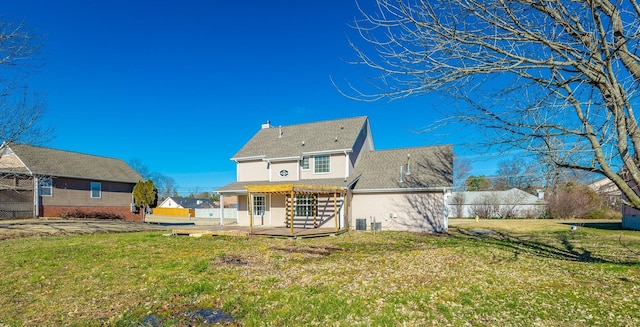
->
295, 194, 314, 217
91, 182, 101, 198
39, 178, 53, 197
252, 195, 266, 216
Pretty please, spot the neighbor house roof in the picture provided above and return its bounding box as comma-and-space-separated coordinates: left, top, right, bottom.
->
231, 116, 370, 160
160, 197, 217, 209
447, 188, 544, 205
351, 145, 453, 191
0, 143, 141, 183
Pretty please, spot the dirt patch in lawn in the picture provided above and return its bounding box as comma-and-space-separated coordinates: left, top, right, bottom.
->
0, 218, 169, 240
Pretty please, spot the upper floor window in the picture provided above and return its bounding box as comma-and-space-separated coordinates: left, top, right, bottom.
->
91, 182, 102, 198
314, 155, 330, 174
301, 156, 310, 170
39, 178, 53, 197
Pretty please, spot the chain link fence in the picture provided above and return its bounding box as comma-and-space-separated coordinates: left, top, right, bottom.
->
0, 202, 33, 219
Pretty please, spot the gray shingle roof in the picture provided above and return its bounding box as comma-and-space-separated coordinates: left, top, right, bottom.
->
2, 143, 141, 183
232, 116, 369, 160
168, 197, 217, 209
352, 145, 453, 191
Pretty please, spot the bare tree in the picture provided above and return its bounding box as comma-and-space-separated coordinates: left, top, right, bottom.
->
453, 155, 473, 191
469, 193, 499, 219
0, 21, 48, 144
493, 157, 540, 190
496, 190, 527, 218
343, 0, 640, 209
449, 192, 466, 217
128, 159, 178, 199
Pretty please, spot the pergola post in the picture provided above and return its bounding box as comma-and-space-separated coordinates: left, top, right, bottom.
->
313, 194, 317, 228
290, 190, 295, 235
248, 192, 253, 234
334, 192, 338, 232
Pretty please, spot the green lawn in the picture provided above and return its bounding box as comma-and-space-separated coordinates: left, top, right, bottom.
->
1, 220, 639, 326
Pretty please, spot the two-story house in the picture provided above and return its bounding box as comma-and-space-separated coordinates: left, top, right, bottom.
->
216, 116, 452, 233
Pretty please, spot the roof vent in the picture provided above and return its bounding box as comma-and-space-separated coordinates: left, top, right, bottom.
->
398, 166, 404, 183
406, 154, 411, 176
301, 140, 305, 146
335, 136, 338, 142
261, 120, 272, 129
278, 126, 283, 138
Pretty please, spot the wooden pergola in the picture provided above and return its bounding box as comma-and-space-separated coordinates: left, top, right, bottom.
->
245, 184, 347, 235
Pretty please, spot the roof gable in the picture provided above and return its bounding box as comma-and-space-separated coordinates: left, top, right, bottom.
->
1, 143, 141, 183
352, 145, 453, 191
232, 116, 369, 160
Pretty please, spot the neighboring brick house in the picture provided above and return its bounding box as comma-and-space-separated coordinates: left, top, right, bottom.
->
0, 143, 142, 221
216, 116, 453, 233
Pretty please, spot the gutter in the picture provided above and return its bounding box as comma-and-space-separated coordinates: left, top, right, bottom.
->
302, 148, 352, 156
352, 187, 453, 194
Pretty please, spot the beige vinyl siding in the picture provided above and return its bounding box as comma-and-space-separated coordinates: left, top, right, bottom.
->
270, 161, 299, 182
299, 153, 347, 180
237, 160, 269, 182
351, 192, 445, 233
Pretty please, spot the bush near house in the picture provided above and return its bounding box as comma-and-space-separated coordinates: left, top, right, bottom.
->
59, 209, 125, 220
547, 182, 620, 219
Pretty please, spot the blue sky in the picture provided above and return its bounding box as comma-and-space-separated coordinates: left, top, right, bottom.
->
4, 0, 501, 194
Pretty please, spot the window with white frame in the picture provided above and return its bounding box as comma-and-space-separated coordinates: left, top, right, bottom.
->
251, 195, 266, 216
91, 182, 102, 198
314, 155, 330, 173
39, 178, 53, 197
301, 156, 309, 170
295, 194, 314, 217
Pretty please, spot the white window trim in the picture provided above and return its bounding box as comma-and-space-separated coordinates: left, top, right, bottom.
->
295, 194, 314, 217
90, 182, 102, 199
313, 154, 331, 174
39, 178, 53, 197
249, 194, 266, 217
301, 155, 310, 170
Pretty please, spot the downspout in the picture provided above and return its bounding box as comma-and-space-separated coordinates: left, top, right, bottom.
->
33, 175, 40, 218
442, 189, 449, 233
343, 150, 350, 180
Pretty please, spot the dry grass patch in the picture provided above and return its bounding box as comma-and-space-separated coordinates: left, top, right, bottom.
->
0, 222, 639, 326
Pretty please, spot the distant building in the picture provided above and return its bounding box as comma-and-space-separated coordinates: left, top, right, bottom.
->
158, 196, 217, 209
446, 188, 546, 218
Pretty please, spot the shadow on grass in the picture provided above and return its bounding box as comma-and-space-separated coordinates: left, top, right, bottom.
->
450, 227, 640, 265
560, 222, 623, 231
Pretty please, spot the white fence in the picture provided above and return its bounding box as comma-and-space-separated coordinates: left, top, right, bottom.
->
195, 208, 237, 219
